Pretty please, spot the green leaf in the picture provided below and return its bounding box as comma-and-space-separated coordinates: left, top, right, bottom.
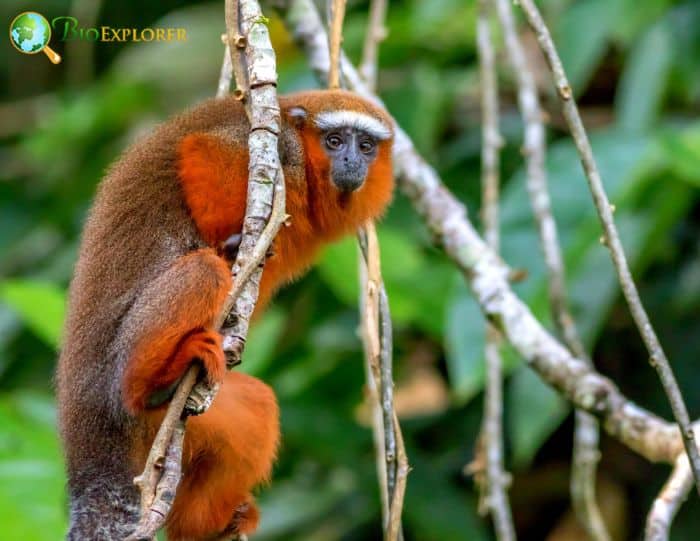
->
404, 453, 488, 541
554, 0, 623, 94
256, 469, 356, 538
239, 308, 286, 377
0, 392, 66, 540
616, 21, 673, 133
0, 280, 66, 348
445, 129, 652, 402
611, 0, 672, 43
508, 365, 570, 467
316, 236, 359, 306
444, 278, 485, 402
657, 124, 700, 186
444, 125, 696, 458
317, 226, 455, 336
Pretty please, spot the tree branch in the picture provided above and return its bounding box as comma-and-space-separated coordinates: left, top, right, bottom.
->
327, 0, 346, 89
359, 0, 388, 89
358, 227, 407, 541
326, 0, 406, 536
274, 0, 694, 469
473, 2, 515, 539
216, 40, 234, 98
516, 0, 700, 494
491, 0, 608, 538
645, 453, 693, 541
127, 1, 285, 538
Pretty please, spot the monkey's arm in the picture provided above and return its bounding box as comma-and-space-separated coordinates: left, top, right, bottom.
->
120, 248, 231, 413
178, 133, 250, 248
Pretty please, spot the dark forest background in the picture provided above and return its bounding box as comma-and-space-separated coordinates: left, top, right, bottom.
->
1, 0, 700, 539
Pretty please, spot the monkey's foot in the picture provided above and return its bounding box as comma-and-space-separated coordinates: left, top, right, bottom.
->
172, 329, 226, 385
184, 379, 220, 415
206, 500, 259, 541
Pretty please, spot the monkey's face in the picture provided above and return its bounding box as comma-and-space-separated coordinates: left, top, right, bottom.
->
321, 127, 380, 192
313, 110, 392, 193
287, 103, 393, 193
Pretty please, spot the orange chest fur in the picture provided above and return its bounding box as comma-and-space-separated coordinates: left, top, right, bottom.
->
177, 133, 249, 247
176, 133, 319, 303
176, 130, 393, 309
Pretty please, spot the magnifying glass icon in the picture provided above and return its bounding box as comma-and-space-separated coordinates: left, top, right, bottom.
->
9, 12, 62, 64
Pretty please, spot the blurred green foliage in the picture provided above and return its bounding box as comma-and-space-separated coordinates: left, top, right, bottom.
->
1, 0, 700, 539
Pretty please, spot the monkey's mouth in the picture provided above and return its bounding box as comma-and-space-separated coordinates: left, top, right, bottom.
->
331, 171, 364, 192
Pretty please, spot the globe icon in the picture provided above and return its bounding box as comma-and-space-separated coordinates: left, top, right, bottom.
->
9, 11, 61, 64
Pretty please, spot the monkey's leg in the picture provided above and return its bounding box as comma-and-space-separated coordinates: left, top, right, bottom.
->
120, 248, 231, 413
165, 371, 279, 541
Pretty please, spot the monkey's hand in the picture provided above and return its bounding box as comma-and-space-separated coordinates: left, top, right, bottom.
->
121, 249, 231, 414
221, 233, 242, 262
221, 232, 275, 264
144, 330, 225, 413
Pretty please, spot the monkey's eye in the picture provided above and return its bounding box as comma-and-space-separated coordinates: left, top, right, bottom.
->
325, 134, 344, 150
359, 139, 376, 154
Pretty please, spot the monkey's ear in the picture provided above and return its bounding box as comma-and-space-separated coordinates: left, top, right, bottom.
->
286, 106, 308, 128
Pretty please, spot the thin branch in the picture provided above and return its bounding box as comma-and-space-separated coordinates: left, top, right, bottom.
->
128, 371, 193, 540
127, 1, 285, 538
275, 0, 695, 468
474, 2, 515, 540
358, 247, 390, 522
226, 0, 249, 102
358, 227, 390, 524
516, 0, 700, 494
356, 0, 405, 531
359, 0, 389, 89
645, 453, 693, 541
216, 40, 234, 98
491, 0, 608, 538
328, 0, 347, 89
358, 226, 407, 541
379, 286, 403, 531
328, 0, 406, 533
387, 410, 409, 541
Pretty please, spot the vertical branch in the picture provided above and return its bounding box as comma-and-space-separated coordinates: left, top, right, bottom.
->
645, 454, 693, 541
359, 0, 389, 89
517, 0, 700, 495
328, 0, 347, 89
378, 286, 399, 512
386, 409, 409, 541
325, 1, 406, 537
217, 0, 287, 368
358, 228, 407, 541
474, 3, 516, 540
358, 227, 392, 526
226, 0, 250, 103
216, 40, 234, 98
127, 1, 286, 539
358, 248, 390, 521
492, 1, 609, 539
478, 1, 501, 255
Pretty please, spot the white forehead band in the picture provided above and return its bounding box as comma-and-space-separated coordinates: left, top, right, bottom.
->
314, 110, 392, 140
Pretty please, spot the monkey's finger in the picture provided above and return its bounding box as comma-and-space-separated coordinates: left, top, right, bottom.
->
222, 233, 243, 261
